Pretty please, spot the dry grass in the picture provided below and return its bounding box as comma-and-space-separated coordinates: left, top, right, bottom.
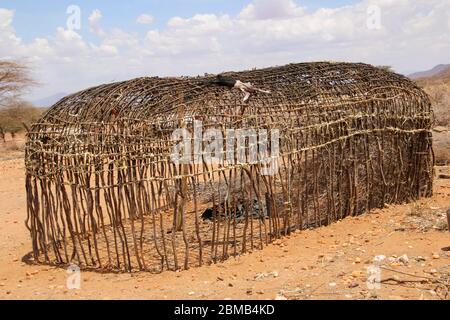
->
435, 145, 450, 166
0, 132, 26, 157
425, 82, 450, 127
3, 140, 25, 152
417, 75, 450, 127
415, 71, 450, 165
0, 101, 44, 137
405, 201, 449, 232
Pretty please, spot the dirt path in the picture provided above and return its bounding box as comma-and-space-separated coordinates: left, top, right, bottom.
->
0, 156, 449, 300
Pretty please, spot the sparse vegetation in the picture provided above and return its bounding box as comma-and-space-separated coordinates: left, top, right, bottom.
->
435, 146, 450, 166
0, 60, 40, 138
377, 65, 394, 73
416, 67, 450, 127
422, 82, 450, 127
0, 101, 43, 136
414, 66, 450, 165
3, 140, 24, 152
405, 201, 449, 233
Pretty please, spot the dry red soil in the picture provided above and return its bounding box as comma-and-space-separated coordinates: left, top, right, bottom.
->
0, 150, 449, 300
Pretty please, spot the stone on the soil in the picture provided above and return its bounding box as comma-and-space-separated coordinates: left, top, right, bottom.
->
275, 293, 287, 300
398, 254, 409, 265
433, 126, 448, 133
373, 255, 386, 263
254, 271, 279, 280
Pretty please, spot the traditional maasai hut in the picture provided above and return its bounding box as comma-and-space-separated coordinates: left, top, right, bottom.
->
24, 62, 434, 272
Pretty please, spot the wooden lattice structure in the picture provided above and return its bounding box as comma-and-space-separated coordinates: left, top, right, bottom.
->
25, 62, 434, 272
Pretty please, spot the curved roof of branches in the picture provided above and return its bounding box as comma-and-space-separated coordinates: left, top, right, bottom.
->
38, 61, 429, 127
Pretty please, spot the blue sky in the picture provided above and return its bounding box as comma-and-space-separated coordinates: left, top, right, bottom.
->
0, 0, 448, 102
2, 0, 358, 42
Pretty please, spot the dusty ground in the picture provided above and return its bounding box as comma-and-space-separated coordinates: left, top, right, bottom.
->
0, 141, 449, 300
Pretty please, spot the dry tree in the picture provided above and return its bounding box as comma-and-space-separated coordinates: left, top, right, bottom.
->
0, 60, 38, 137
0, 60, 35, 107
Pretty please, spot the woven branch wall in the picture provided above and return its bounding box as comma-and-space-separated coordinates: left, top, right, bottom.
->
25, 62, 434, 272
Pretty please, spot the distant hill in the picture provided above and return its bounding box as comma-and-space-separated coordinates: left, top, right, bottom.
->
414, 65, 450, 86
430, 65, 450, 81
408, 64, 450, 80
32, 92, 68, 108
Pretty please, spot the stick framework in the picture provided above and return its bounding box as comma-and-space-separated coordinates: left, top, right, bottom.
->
24, 62, 434, 272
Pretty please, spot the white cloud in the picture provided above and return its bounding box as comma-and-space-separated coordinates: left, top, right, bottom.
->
91, 43, 118, 56
0, 8, 14, 28
239, 0, 305, 20
136, 14, 154, 25
0, 0, 449, 102
88, 9, 105, 36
